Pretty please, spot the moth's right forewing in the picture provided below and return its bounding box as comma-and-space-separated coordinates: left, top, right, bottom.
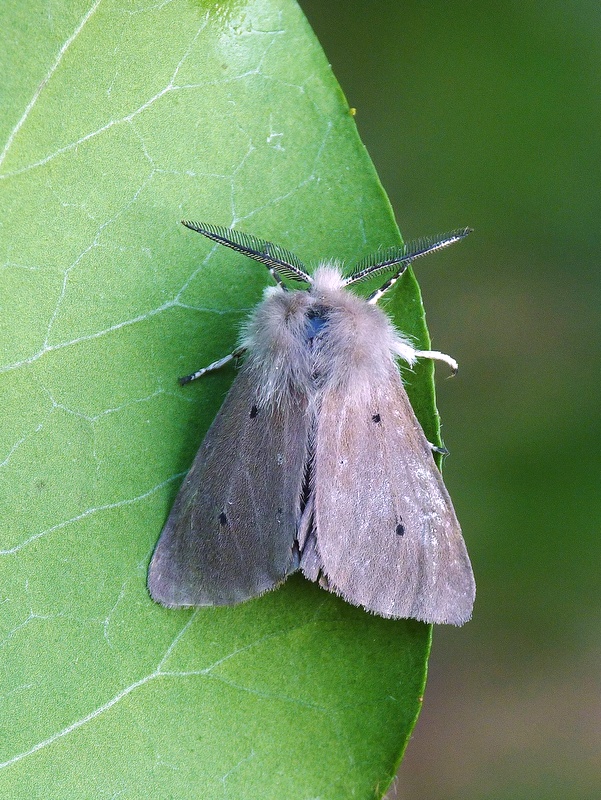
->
148, 367, 309, 607
312, 370, 475, 625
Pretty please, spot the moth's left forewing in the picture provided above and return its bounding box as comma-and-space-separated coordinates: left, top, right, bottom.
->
148, 367, 309, 607
310, 367, 475, 625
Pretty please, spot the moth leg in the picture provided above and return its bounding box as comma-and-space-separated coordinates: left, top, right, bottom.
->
428, 442, 449, 456
414, 349, 458, 375
179, 346, 247, 386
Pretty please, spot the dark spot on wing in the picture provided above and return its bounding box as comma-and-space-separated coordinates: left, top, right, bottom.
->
372, 413, 381, 423
219, 511, 228, 526
250, 404, 258, 418
395, 523, 405, 536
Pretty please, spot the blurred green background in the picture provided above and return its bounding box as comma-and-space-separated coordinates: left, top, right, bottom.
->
299, 2, 601, 799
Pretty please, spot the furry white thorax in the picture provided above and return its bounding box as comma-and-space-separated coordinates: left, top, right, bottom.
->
241, 263, 418, 409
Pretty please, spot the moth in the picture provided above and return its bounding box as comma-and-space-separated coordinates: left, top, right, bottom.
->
148, 221, 475, 624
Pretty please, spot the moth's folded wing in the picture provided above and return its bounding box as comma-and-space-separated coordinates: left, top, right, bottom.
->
148, 368, 309, 607
312, 371, 475, 624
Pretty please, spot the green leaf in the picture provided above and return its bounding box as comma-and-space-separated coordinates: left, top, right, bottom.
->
0, 1, 438, 797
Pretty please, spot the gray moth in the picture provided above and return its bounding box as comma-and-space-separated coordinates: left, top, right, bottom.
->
148, 221, 475, 625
